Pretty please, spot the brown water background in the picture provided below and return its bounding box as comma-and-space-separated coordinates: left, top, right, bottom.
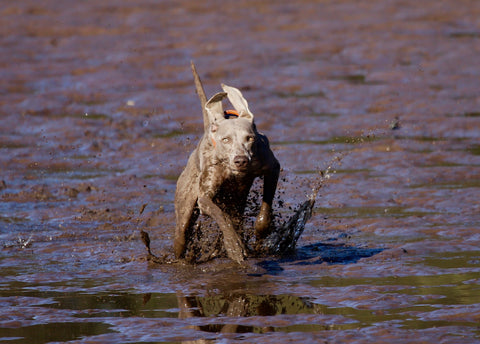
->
1, 0, 480, 343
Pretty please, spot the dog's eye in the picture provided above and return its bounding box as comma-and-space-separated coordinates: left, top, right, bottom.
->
222, 137, 231, 144
246, 136, 254, 142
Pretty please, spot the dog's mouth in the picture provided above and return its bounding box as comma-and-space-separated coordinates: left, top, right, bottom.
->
231, 165, 251, 173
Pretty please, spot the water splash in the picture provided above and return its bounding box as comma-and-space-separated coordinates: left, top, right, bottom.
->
263, 128, 385, 255
263, 152, 346, 255
309, 152, 345, 201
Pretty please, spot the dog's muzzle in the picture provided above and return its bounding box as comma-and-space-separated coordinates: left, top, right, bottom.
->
233, 155, 250, 170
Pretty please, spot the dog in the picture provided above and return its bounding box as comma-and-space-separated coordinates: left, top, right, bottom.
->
174, 63, 280, 264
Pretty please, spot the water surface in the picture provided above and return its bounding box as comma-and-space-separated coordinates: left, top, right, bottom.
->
1, 0, 480, 343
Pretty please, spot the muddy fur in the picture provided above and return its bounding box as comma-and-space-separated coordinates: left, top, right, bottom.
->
173, 63, 280, 264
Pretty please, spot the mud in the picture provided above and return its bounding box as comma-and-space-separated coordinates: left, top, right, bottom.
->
1, 0, 480, 343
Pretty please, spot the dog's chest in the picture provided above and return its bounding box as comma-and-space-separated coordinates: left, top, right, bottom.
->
214, 174, 254, 207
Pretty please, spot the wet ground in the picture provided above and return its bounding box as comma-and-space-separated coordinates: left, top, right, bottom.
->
1, 0, 480, 343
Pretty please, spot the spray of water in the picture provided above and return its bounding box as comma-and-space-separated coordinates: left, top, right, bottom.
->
309, 152, 345, 201
262, 152, 347, 255
264, 129, 383, 256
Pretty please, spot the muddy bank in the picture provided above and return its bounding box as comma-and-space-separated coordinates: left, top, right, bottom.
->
1, 0, 480, 343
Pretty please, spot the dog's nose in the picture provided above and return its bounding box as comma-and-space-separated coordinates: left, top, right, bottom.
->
234, 155, 249, 169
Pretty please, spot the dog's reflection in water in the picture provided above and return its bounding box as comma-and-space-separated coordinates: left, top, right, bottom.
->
177, 293, 315, 337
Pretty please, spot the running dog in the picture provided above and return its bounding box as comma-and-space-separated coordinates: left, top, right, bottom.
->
174, 63, 280, 264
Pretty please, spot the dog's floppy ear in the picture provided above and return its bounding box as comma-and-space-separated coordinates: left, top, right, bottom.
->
205, 92, 227, 125
221, 84, 254, 121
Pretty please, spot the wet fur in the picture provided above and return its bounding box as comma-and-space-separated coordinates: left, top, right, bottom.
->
174, 63, 280, 264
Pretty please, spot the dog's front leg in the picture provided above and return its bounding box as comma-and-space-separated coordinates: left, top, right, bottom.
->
255, 159, 280, 240
197, 167, 247, 264
197, 196, 246, 263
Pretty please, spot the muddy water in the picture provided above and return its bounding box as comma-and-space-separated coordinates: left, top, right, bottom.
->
1, 0, 480, 343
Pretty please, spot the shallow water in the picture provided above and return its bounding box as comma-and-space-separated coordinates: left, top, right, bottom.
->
1, 0, 480, 343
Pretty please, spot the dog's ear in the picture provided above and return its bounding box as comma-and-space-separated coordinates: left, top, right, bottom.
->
205, 92, 227, 126
221, 84, 254, 122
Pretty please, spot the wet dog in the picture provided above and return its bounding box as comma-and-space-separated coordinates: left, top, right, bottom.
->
174, 63, 280, 264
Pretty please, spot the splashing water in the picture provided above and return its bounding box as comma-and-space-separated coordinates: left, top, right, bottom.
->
264, 128, 384, 255
263, 152, 346, 255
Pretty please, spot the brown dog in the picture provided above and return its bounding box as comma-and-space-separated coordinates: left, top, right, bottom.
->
174, 63, 280, 264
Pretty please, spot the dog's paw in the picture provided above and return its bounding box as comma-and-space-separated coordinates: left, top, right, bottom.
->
223, 231, 247, 264
254, 203, 273, 239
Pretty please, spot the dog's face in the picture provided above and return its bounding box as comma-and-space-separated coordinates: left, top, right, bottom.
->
210, 118, 257, 173
205, 85, 258, 173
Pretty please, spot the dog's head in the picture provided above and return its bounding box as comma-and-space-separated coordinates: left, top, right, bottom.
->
205, 84, 258, 173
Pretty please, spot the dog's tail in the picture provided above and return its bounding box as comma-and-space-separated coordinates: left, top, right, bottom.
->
190, 61, 209, 131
